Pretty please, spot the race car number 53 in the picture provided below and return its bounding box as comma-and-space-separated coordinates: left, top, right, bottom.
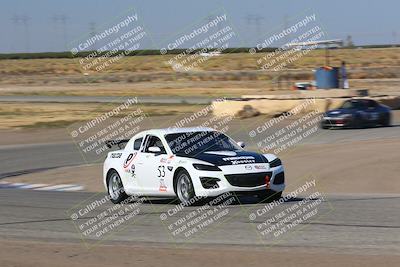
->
157, 166, 165, 177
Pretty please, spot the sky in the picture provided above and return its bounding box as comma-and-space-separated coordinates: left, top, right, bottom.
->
0, 0, 399, 53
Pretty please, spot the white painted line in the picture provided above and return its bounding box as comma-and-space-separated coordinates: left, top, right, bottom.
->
18, 183, 49, 189
57, 185, 85, 191
35, 184, 79, 191
0, 182, 84, 192
0, 182, 30, 188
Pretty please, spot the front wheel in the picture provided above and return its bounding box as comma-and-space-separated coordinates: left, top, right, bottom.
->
320, 123, 329, 130
176, 170, 196, 204
381, 113, 391, 127
352, 117, 365, 129
107, 170, 128, 204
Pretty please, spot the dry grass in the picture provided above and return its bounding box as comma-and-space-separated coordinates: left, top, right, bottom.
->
0, 48, 399, 91
0, 82, 278, 97
0, 102, 205, 129
1, 48, 399, 76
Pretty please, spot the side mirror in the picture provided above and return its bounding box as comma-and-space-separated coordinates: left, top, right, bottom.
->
237, 141, 245, 148
148, 146, 161, 153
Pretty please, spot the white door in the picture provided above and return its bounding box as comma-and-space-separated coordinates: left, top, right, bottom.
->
135, 135, 168, 195
121, 136, 144, 194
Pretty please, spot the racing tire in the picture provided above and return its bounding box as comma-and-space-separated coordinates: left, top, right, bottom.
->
257, 190, 282, 203
320, 123, 329, 130
353, 117, 365, 129
381, 113, 391, 127
107, 170, 128, 204
175, 169, 196, 205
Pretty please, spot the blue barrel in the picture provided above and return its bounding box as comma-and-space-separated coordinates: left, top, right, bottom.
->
315, 67, 339, 89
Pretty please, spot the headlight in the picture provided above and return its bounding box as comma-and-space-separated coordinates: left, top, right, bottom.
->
193, 163, 221, 171
269, 158, 282, 168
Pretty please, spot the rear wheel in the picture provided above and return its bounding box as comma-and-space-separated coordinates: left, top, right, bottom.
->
176, 170, 196, 204
107, 170, 128, 204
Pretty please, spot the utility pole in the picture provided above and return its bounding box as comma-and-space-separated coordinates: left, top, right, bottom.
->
11, 14, 31, 52
245, 14, 264, 44
89, 22, 97, 51
52, 14, 69, 51
10, 15, 19, 52
244, 15, 253, 47
253, 15, 264, 42
20, 15, 31, 52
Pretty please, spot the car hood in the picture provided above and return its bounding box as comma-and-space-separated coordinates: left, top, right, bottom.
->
184, 150, 267, 166
326, 108, 354, 117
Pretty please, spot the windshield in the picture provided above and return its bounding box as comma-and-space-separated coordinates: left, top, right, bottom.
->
165, 131, 241, 156
341, 100, 365, 109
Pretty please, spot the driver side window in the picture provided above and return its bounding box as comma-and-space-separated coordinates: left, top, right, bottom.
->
133, 137, 143, 151
143, 135, 166, 154
367, 100, 377, 109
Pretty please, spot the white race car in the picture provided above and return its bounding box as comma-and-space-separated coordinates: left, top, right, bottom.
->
103, 127, 285, 204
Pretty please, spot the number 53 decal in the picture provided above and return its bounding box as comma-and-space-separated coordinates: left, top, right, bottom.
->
157, 165, 166, 177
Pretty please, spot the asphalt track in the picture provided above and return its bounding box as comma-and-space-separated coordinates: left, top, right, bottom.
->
1, 112, 399, 178
0, 112, 399, 255
0, 142, 83, 179
0, 189, 399, 255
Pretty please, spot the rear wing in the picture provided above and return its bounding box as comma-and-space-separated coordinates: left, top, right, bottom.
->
105, 139, 130, 149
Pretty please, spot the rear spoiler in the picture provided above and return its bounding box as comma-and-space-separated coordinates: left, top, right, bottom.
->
105, 139, 130, 149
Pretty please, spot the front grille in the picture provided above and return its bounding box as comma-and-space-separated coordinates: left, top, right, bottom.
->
200, 177, 220, 189
273, 172, 285, 185
225, 172, 271, 187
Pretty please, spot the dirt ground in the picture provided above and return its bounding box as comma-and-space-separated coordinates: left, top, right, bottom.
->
0, 239, 399, 267
0, 101, 210, 129
0, 78, 399, 98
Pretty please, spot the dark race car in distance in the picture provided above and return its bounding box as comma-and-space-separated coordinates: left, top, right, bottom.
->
321, 98, 391, 129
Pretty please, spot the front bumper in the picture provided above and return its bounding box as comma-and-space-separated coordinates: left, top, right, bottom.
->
321, 116, 353, 128
191, 164, 285, 197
